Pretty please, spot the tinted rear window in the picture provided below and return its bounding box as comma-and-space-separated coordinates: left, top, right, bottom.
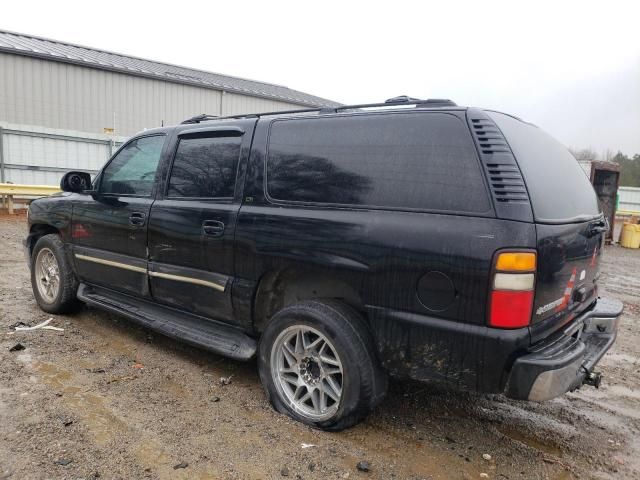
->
266, 113, 491, 214
167, 135, 241, 198
488, 112, 600, 223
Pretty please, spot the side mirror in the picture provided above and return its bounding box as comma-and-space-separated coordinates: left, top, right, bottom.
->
60, 171, 92, 193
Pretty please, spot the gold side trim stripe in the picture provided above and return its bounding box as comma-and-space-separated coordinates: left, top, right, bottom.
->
75, 254, 146, 273
148, 271, 226, 292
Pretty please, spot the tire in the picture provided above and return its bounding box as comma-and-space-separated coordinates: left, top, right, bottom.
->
258, 300, 387, 431
30, 234, 79, 314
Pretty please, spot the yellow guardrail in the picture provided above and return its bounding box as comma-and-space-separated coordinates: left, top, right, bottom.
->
617, 209, 640, 217
0, 183, 61, 196
0, 183, 61, 215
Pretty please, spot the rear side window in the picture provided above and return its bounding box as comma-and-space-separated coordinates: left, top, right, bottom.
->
266, 113, 492, 214
167, 135, 241, 198
487, 112, 600, 223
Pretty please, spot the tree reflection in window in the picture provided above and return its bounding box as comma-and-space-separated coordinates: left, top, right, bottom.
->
168, 136, 241, 198
268, 153, 372, 205
266, 114, 492, 213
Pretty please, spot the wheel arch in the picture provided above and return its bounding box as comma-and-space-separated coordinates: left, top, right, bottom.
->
253, 268, 364, 333
26, 223, 61, 257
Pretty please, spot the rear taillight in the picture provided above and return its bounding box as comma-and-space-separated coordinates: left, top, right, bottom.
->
488, 251, 536, 329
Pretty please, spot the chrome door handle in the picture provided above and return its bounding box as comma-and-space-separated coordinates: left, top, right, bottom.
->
202, 220, 225, 236
129, 212, 146, 226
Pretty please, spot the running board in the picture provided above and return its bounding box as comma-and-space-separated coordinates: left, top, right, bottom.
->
77, 283, 256, 361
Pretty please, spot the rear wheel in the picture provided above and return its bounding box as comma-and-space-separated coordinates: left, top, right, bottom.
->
31, 234, 79, 313
258, 300, 387, 431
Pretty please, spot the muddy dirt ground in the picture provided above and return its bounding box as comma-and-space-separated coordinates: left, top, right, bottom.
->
0, 214, 639, 480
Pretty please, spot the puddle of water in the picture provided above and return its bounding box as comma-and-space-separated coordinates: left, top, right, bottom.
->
32, 360, 128, 444
19, 354, 230, 479
497, 425, 563, 457
133, 440, 171, 468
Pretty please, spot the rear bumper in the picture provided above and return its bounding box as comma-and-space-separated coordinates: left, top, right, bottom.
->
506, 297, 623, 401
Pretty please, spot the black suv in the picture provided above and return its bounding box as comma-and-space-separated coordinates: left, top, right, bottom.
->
25, 97, 622, 430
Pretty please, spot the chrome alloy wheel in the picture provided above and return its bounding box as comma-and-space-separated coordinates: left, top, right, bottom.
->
271, 325, 344, 421
35, 247, 60, 303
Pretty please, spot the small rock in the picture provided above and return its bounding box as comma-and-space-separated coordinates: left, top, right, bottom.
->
90, 368, 106, 374
55, 459, 72, 466
173, 462, 188, 469
219, 375, 233, 386
356, 460, 370, 472
308, 463, 315, 471
480, 474, 489, 479
211, 396, 220, 402
281, 466, 289, 476
9, 343, 25, 352
482, 453, 492, 461
445, 436, 456, 443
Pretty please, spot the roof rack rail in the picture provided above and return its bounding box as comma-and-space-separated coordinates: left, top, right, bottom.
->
181, 114, 219, 124
180, 96, 458, 123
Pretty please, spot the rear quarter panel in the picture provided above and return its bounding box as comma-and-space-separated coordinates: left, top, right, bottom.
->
235, 118, 538, 392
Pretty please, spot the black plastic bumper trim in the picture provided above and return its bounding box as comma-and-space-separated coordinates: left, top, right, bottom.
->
506, 297, 623, 401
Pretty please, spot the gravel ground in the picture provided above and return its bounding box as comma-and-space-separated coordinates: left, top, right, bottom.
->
1, 213, 639, 480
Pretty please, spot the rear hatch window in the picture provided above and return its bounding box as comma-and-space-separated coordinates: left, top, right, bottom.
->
487, 111, 600, 224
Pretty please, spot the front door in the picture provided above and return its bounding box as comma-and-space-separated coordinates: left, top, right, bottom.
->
147, 124, 252, 324
71, 134, 167, 297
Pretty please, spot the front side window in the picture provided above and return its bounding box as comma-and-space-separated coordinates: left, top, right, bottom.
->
266, 113, 492, 213
167, 135, 242, 198
101, 135, 165, 196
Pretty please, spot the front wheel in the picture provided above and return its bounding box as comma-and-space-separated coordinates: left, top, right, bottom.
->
258, 300, 387, 431
30, 234, 79, 313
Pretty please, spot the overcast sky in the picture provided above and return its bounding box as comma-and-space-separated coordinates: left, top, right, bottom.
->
3, 0, 639, 155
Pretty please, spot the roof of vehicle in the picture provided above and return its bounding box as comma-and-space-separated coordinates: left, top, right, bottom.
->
0, 29, 340, 108
179, 96, 465, 125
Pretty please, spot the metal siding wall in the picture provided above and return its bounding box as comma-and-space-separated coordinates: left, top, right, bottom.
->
1, 122, 125, 185
221, 92, 299, 116
0, 53, 306, 136
618, 186, 640, 213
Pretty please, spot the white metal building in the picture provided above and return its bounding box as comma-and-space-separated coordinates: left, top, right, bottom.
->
0, 29, 339, 185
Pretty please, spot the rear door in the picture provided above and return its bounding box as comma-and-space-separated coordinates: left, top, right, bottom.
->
147, 121, 255, 325
487, 111, 604, 341
72, 134, 167, 297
